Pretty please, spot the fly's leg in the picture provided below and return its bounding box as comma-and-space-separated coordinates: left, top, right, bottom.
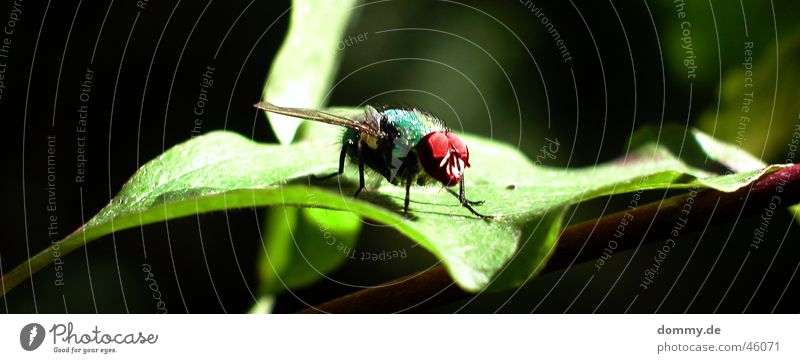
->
353, 141, 366, 198
403, 177, 412, 216
446, 188, 484, 206
314, 141, 367, 199
313, 144, 347, 180
452, 177, 492, 219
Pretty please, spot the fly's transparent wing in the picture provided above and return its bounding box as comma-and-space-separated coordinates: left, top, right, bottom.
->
254, 102, 383, 138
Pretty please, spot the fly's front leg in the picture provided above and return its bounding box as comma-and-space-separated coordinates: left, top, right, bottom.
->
446, 187, 484, 206
453, 177, 492, 219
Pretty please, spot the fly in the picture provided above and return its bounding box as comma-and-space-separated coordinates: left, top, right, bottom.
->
254, 101, 491, 219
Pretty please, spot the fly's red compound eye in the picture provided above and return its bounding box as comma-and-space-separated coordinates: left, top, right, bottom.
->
417, 131, 470, 186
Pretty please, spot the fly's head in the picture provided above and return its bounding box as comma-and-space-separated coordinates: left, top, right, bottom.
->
417, 131, 470, 187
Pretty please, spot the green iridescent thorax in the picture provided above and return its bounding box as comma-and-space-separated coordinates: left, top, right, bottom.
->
383, 108, 445, 142
341, 106, 447, 185
341, 107, 446, 150
381, 108, 446, 160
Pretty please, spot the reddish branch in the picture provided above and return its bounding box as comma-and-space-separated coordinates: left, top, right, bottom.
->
299, 164, 800, 313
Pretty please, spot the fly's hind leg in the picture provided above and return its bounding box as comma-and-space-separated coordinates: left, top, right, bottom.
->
313, 143, 347, 180
353, 141, 366, 198
403, 177, 412, 216
314, 141, 367, 200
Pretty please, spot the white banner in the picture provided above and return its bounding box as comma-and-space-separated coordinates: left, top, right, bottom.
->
1, 314, 797, 362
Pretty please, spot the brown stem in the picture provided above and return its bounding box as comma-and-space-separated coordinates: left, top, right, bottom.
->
299, 164, 800, 313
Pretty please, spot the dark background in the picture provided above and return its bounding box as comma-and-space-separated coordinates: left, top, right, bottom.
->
1, 0, 798, 313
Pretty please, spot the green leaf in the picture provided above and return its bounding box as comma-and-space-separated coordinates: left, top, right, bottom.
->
262, 0, 359, 144
696, 32, 800, 163
257, 207, 361, 295
630, 124, 768, 173
656, 1, 800, 91
1, 124, 786, 296
248, 295, 276, 314
694, 33, 800, 222
254, 0, 362, 312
